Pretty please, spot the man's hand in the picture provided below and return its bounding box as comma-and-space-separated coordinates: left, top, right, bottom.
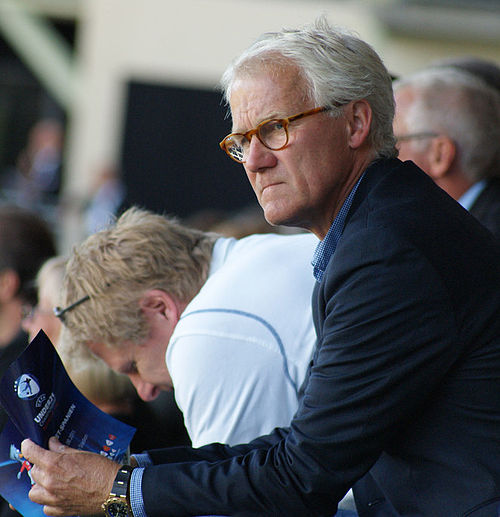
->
21, 437, 121, 516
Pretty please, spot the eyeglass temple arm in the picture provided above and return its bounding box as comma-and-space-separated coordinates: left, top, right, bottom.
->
53, 294, 91, 320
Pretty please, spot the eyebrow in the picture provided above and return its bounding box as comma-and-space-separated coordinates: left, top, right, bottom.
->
118, 360, 138, 375
232, 111, 284, 133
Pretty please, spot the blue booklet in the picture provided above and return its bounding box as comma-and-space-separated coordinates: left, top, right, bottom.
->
0, 414, 46, 516
0, 330, 136, 516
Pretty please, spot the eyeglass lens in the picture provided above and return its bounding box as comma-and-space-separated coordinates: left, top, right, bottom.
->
226, 119, 288, 162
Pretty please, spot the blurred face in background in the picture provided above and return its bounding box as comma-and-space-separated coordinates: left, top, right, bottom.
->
393, 86, 435, 172
0, 268, 24, 347
21, 287, 62, 344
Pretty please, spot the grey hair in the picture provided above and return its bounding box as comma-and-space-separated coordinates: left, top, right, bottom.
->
220, 16, 397, 159
393, 66, 500, 181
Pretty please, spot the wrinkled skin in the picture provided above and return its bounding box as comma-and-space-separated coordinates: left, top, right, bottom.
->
21, 437, 120, 516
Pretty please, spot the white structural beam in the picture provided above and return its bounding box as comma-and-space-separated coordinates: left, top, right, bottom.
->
0, 0, 78, 109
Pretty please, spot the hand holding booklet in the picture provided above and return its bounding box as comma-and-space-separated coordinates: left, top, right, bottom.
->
0, 330, 136, 516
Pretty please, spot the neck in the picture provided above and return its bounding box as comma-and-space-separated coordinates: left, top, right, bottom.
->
314, 152, 377, 239
0, 303, 22, 348
435, 171, 474, 201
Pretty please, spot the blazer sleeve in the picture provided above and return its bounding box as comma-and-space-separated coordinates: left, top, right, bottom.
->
141, 229, 460, 516
147, 428, 287, 465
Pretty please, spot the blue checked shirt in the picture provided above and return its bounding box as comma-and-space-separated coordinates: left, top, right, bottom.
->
312, 174, 364, 282
129, 454, 150, 517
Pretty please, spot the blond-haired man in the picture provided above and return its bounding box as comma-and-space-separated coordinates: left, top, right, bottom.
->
57, 206, 317, 448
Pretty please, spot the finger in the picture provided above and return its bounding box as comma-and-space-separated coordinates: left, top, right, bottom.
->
21, 438, 46, 464
48, 436, 84, 456
27, 463, 41, 485
20, 437, 35, 455
28, 477, 72, 515
48, 436, 66, 452
21, 439, 62, 472
28, 480, 55, 506
41, 506, 67, 517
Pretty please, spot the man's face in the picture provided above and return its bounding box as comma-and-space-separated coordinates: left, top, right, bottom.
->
229, 67, 354, 238
87, 326, 173, 402
21, 293, 62, 344
393, 86, 433, 172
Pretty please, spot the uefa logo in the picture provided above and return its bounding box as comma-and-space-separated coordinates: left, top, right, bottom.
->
14, 374, 41, 400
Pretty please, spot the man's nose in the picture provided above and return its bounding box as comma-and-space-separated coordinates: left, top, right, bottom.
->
132, 379, 160, 402
244, 136, 277, 172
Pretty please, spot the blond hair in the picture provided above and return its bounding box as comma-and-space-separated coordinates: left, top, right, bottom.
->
62, 207, 217, 349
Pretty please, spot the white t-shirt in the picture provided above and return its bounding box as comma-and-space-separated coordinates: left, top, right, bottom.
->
166, 232, 318, 447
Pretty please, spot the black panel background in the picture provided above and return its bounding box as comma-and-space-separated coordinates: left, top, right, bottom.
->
120, 81, 255, 218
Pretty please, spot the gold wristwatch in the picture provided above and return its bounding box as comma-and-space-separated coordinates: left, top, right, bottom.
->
102, 465, 134, 517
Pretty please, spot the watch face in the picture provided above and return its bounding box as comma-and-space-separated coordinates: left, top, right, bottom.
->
104, 500, 129, 517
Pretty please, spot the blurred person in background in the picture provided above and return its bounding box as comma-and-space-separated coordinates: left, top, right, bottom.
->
21, 255, 66, 345
209, 203, 302, 237
393, 65, 500, 239
185, 203, 276, 238
1, 119, 64, 216
0, 203, 56, 363
83, 164, 126, 236
432, 55, 500, 93
0, 204, 56, 516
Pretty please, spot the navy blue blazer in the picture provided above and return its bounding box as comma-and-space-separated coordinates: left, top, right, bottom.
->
141, 158, 500, 516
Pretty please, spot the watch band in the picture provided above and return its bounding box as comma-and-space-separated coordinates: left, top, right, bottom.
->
102, 465, 134, 515
111, 465, 134, 499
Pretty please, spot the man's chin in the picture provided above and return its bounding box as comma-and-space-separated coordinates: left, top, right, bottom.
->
263, 208, 300, 229
261, 203, 287, 226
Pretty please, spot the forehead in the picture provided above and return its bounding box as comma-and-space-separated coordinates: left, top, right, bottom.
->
229, 67, 309, 128
87, 340, 133, 369
393, 86, 416, 132
394, 85, 416, 110
37, 292, 54, 308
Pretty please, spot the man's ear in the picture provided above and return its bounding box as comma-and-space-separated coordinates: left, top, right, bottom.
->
0, 269, 20, 303
427, 135, 456, 180
346, 99, 372, 149
139, 289, 182, 322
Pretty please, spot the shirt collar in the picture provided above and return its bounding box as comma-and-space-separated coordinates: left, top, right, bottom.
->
311, 174, 365, 282
458, 179, 487, 211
